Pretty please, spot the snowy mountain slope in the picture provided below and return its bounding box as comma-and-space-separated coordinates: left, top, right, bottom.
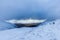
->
0, 19, 60, 40
0, 21, 15, 31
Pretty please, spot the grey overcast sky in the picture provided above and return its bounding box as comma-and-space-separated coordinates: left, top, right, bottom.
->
0, 0, 60, 20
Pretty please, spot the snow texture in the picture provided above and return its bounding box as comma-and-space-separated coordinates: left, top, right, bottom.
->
0, 19, 60, 40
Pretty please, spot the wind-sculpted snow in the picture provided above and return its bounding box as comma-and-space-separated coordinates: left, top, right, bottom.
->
0, 19, 60, 40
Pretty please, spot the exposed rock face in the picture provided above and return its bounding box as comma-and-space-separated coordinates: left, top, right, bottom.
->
15, 23, 40, 28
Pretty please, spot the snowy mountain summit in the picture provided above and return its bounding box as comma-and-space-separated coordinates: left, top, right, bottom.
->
5, 18, 46, 27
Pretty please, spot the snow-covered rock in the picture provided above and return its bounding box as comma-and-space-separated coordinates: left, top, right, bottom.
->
0, 19, 60, 40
